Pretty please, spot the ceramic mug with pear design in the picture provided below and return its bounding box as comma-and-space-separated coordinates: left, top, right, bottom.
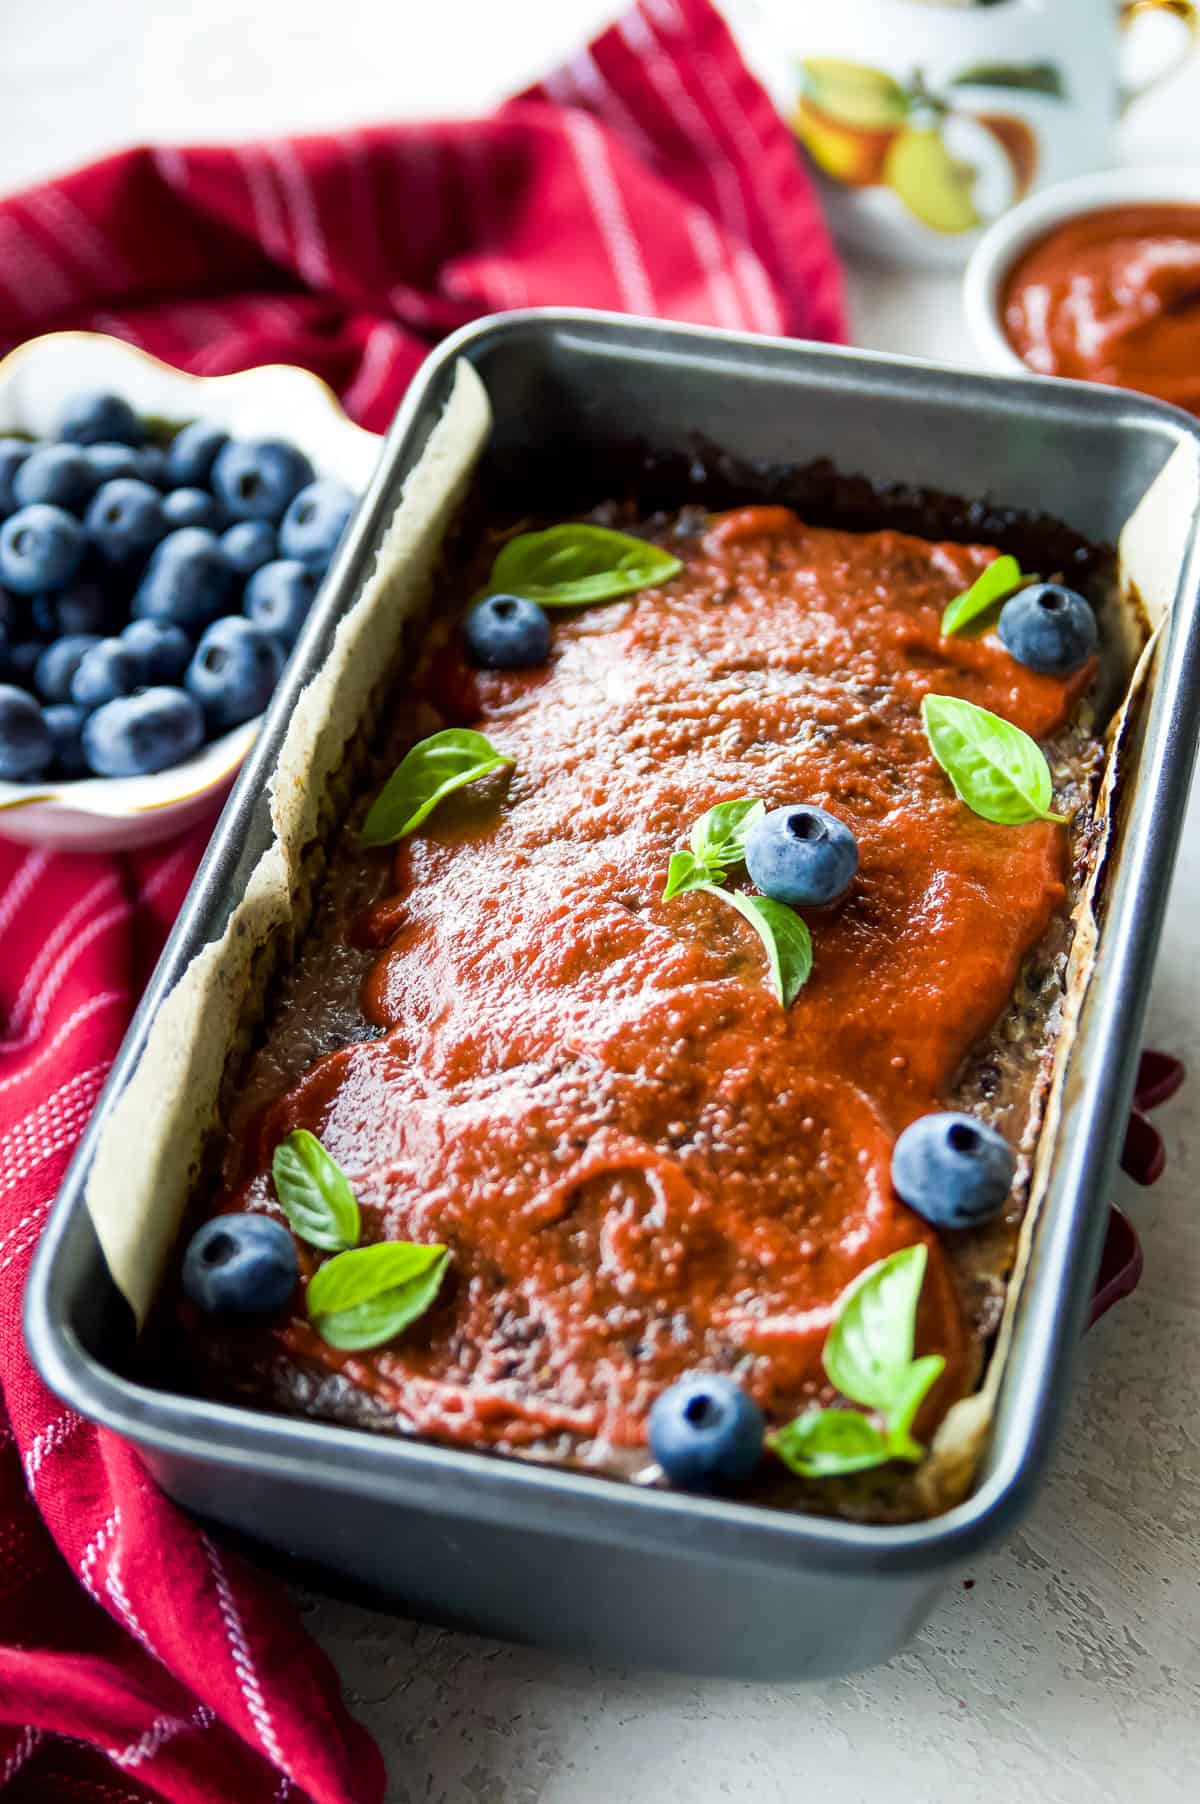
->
738, 0, 1197, 267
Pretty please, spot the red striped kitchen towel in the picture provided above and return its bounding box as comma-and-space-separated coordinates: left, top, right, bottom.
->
0, 2, 846, 1800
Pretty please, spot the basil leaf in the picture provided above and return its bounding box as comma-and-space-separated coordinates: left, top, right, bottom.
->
307, 1241, 449, 1352
941, 554, 1027, 637
884, 1354, 946, 1460
272, 1129, 361, 1252
662, 850, 712, 901
773, 1245, 947, 1480
772, 1255, 952, 1479
689, 797, 765, 865
823, 1244, 929, 1412
921, 694, 1067, 826
663, 798, 765, 901
491, 524, 682, 608
698, 883, 813, 1007
769, 1409, 891, 1479
361, 728, 514, 846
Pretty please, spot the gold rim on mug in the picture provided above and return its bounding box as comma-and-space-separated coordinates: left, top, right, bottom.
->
1121, 0, 1198, 33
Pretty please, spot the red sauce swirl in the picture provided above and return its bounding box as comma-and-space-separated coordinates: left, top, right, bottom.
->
212, 509, 1090, 1464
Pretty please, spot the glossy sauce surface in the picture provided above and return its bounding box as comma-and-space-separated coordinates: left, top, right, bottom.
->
213, 509, 1089, 1462
1003, 204, 1200, 415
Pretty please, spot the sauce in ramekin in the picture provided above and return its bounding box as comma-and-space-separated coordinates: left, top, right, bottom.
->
1003, 204, 1200, 416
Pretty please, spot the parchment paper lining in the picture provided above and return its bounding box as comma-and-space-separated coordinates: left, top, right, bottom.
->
85, 372, 1197, 1518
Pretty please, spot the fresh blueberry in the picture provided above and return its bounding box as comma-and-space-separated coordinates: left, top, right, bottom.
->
463, 593, 552, 671
185, 616, 283, 730
220, 519, 276, 577
0, 504, 86, 594
243, 559, 319, 650
161, 486, 222, 531
744, 804, 859, 908
212, 437, 313, 523
166, 420, 228, 488
13, 444, 98, 513
42, 702, 88, 776
0, 607, 27, 664
997, 583, 1098, 677
0, 439, 36, 514
121, 618, 192, 685
33, 579, 120, 638
82, 685, 205, 776
891, 1112, 1015, 1229
132, 527, 233, 632
52, 580, 116, 638
10, 642, 44, 687
71, 637, 138, 710
29, 592, 61, 639
87, 442, 142, 485
57, 390, 143, 447
0, 684, 54, 780
132, 445, 169, 488
181, 1213, 299, 1314
648, 1375, 764, 1491
278, 478, 355, 570
34, 634, 102, 703
84, 478, 166, 563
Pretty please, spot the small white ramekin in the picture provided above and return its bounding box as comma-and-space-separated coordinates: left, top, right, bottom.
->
964, 164, 1200, 377
0, 332, 380, 851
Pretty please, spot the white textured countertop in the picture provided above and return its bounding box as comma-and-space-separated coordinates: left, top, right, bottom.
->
3, 4, 1198, 1799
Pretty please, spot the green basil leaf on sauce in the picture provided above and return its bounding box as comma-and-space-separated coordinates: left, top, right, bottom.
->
307, 1241, 449, 1352
770, 1245, 945, 1479
662, 798, 765, 900
698, 883, 813, 1007
661, 850, 710, 901
883, 1354, 947, 1460
689, 796, 765, 866
361, 728, 514, 846
823, 1244, 931, 1413
769, 1409, 891, 1479
940, 554, 1030, 638
272, 1129, 361, 1252
491, 524, 683, 608
921, 694, 1067, 826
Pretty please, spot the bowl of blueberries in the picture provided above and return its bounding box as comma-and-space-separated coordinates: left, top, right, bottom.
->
0, 332, 379, 849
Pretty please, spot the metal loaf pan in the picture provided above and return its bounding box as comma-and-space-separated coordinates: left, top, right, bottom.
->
25, 313, 1200, 1679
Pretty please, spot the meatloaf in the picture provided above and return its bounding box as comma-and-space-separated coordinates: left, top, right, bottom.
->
168, 500, 1106, 1519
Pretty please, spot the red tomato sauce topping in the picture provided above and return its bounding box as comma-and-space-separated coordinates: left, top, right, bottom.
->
1003, 203, 1200, 416
215, 508, 1089, 1461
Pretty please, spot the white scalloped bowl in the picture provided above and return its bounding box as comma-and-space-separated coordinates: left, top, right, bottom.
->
964, 165, 1200, 378
0, 332, 381, 850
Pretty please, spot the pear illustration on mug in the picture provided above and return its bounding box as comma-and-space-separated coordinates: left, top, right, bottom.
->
793, 58, 1058, 234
